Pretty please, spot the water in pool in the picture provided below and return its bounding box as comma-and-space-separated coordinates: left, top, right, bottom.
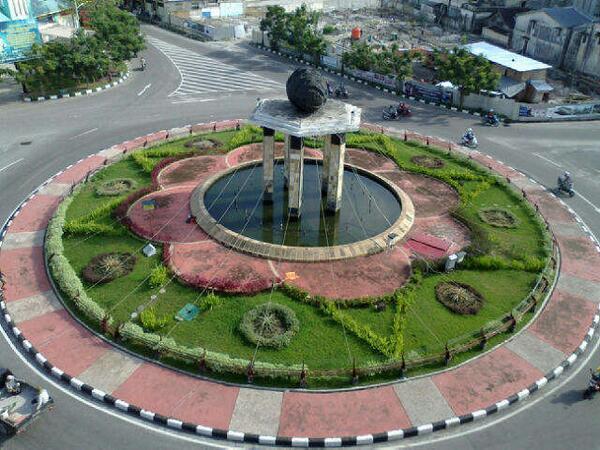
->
204, 160, 401, 247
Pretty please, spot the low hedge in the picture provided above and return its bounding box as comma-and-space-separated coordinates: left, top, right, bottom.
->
119, 321, 305, 377
46, 196, 112, 327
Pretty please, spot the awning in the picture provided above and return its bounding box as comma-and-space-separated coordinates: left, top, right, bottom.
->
499, 76, 526, 98
529, 79, 554, 93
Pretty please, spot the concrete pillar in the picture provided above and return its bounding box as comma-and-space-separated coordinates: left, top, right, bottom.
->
283, 134, 290, 189
262, 127, 275, 203
287, 135, 304, 219
326, 133, 345, 213
321, 134, 331, 193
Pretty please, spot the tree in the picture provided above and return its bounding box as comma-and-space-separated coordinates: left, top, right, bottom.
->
87, 0, 145, 63
342, 42, 414, 87
14, 30, 110, 94
0, 67, 15, 84
259, 5, 287, 50
434, 47, 500, 108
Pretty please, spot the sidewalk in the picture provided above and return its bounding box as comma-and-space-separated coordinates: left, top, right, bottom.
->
1, 122, 599, 446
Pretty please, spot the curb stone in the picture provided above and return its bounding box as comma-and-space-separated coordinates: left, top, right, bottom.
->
1, 121, 599, 447
22, 72, 130, 102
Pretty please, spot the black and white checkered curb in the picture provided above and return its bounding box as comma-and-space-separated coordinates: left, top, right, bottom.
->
1, 128, 600, 446
23, 72, 130, 102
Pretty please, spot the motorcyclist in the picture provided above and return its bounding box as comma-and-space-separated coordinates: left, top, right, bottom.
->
463, 128, 476, 145
5, 374, 21, 394
397, 102, 410, 116
558, 171, 573, 191
140, 57, 147, 71
485, 109, 498, 125
326, 80, 334, 97
336, 82, 348, 97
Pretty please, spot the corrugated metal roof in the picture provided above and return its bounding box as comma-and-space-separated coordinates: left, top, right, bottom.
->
529, 79, 554, 92
542, 7, 594, 28
499, 76, 526, 98
464, 41, 552, 72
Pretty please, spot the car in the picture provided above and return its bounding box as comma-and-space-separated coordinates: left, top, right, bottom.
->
0, 369, 53, 436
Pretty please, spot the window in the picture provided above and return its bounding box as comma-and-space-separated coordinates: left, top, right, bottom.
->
527, 20, 537, 34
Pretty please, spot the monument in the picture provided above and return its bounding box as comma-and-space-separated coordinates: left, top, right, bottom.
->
250, 68, 361, 218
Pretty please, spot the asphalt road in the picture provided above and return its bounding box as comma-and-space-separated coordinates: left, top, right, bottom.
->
0, 24, 599, 450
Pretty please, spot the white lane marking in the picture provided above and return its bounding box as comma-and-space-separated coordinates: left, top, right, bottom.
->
69, 128, 98, 140
0, 158, 24, 174
532, 152, 562, 168
137, 83, 152, 96
575, 191, 600, 214
170, 97, 217, 105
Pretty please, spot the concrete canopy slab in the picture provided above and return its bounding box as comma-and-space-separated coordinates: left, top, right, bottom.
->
229, 388, 283, 436
249, 98, 361, 137
393, 377, 454, 425
1, 231, 45, 250
505, 330, 567, 373
5, 291, 63, 323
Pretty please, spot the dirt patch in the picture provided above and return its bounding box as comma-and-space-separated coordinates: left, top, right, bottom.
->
478, 208, 519, 228
435, 282, 484, 315
184, 138, 225, 155
411, 155, 445, 169
82, 252, 136, 284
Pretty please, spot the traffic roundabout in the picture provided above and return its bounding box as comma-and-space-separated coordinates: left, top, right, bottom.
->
1, 119, 599, 446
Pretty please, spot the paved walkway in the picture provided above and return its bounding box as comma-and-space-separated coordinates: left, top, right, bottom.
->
1, 124, 599, 445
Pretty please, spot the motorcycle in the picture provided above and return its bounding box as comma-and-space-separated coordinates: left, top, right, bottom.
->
482, 114, 500, 127
140, 59, 147, 71
382, 105, 412, 120
460, 135, 478, 149
335, 86, 349, 99
583, 369, 600, 399
553, 176, 575, 198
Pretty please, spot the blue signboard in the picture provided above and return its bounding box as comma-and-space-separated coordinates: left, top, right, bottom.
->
0, 18, 41, 63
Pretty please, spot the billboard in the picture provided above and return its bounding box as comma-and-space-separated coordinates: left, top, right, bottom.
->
0, 18, 40, 63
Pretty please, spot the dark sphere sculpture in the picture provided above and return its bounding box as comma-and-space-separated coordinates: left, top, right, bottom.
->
286, 68, 327, 113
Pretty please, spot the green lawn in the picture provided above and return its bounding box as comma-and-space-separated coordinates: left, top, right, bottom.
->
57, 128, 550, 385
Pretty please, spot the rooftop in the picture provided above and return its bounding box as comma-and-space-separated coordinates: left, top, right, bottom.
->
464, 41, 552, 72
542, 7, 594, 28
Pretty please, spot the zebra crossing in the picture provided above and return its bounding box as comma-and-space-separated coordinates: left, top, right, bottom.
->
149, 37, 282, 98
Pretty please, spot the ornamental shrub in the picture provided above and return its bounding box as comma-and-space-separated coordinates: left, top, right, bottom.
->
227, 125, 263, 150
148, 264, 169, 289
199, 292, 224, 311
239, 302, 300, 349
139, 307, 169, 332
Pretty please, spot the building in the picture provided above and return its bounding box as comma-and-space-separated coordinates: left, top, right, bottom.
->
511, 7, 595, 67
574, 0, 600, 18
464, 41, 553, 101
481, 7, 529, 47
564, 21, 600, 79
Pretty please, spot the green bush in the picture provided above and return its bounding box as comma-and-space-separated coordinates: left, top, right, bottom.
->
130, 152, 155, 173
139, 307, 169, 332
322, 24, 337, 34
148, 265, 169, 289
239, 302, 300, 349
227, 125, 263, 150
199, 292, 224, 311
64, 196, 125, 236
